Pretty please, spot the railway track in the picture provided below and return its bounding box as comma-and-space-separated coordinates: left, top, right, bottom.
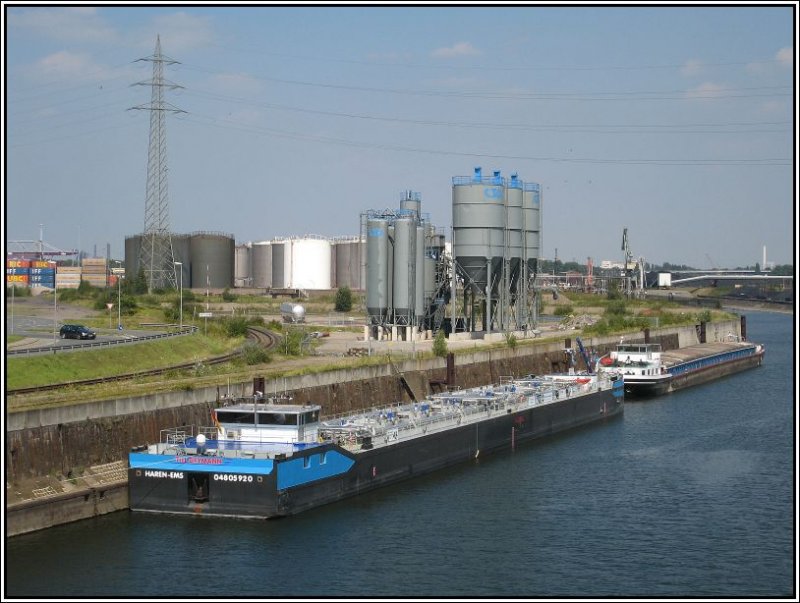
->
7, 326, 281, 397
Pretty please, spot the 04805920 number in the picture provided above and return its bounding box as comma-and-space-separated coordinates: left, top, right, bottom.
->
213, 473, 254, 482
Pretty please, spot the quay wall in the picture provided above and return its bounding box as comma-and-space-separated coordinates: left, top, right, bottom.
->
5, 320, 740, 536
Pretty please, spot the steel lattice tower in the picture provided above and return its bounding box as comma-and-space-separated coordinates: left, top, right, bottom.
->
130, 36, 185, 291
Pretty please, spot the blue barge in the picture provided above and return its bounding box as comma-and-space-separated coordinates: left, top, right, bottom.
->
128, 372, 624, 519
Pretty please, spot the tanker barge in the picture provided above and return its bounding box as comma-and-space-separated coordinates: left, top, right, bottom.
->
128, 372, 624, 519
597, 339, 765, 397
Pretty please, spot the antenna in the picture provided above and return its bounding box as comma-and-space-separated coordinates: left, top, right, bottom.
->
129, 35, 185, 292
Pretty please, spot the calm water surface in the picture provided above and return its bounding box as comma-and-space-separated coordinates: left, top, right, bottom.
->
5, 312, 795, 598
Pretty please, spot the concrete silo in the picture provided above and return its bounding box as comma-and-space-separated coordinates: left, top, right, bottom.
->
188, 232, 234, 289
506, 174, 524, 294
415, 225, 425, 325
366, 218, 389, 322
392, 216, 416, 324
523, 182, 541, 276
452, 167, 505, 295
251, 241, 272, 289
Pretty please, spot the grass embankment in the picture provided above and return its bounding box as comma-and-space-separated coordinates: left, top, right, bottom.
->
6, 334, 242, 390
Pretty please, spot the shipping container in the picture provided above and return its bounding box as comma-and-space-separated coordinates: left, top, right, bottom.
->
31, 260, 56, 268
6, 260, 31, 268
6, 268, 30, 275
6, 275, 29, 283
30, 268, 56, 275
57, 266, 82, 274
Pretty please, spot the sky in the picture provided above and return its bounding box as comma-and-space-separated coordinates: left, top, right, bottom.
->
3, 2, 797, 269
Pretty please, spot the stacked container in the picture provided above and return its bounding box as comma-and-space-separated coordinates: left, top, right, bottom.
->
29, 260, 56, 290
56, 266, 82, 289
82, 258, 108, 287
6, 259, 30, 288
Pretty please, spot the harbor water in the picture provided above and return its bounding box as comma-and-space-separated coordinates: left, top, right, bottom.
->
4, 311, 795, 598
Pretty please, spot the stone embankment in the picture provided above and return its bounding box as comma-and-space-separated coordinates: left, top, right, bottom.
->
5, 320, 742, 536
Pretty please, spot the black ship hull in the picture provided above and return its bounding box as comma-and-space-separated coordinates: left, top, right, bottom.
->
129, 386, 622, 518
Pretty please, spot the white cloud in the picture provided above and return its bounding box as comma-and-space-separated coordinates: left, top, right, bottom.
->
684, 82, 726, 99
31, 50, 111, 81
680, 59, 703, 77
776, 47, 792, 67
431, 42, 481, 59
8, 7, 117, 43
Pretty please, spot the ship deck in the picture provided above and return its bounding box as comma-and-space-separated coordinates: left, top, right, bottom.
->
659, 341, 758, 368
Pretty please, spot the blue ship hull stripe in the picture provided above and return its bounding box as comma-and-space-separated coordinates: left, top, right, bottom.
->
129, 452, 274, 475
277, 450, 354, 490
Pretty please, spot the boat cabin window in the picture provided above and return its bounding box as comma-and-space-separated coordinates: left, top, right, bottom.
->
216, 411, 256, 425
258, 412, 298, 426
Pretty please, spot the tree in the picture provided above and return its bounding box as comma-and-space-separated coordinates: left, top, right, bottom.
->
432, 329, 448, 358
334, 286, 353, 312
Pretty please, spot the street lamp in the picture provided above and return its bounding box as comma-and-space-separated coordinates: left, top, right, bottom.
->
117, 271, 122, 330
174, 262, 183, 329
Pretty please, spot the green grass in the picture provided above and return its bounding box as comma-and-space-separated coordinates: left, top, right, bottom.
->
7, 333, 243, 389
6, 334, 25, 344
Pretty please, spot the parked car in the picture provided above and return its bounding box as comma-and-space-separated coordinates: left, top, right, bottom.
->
59, 324, 97, 340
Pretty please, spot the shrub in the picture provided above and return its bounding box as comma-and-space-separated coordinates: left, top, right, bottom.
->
506, 332, 518, 349
432, 330, 448, 358
222, 288, 237, 302
242, 341, 271, 365
334, 286, 353, 312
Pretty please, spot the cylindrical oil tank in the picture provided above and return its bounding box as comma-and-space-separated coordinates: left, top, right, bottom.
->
124, 234, 142, 282
366, 219, 389, 321
172, 233, 190, 269
392, 217, 416, 323
188, 232, 234, 289
234, 244, 251, 288
523, 182, 542, 274
415, 225, 425, 324
452, 166, 506, 294
271, 242, 285, 289
399, 190, 421, 220
507, 174, 524, 293
289, 237, 331, 290
251, 241, 272, 289
334, 237, 362, 289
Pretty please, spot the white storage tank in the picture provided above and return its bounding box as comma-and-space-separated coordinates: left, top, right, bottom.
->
287, 236, 332, 290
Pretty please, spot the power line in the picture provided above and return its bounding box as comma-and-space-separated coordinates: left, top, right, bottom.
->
184, 88, 790, 134
183, 111, 791, 166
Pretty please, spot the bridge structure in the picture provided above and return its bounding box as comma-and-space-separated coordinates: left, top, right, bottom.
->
669, 273, 793, 285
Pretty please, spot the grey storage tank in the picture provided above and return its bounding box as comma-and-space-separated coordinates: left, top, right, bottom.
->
523, 182, 541, 275
506, 173, 524, 292
124, 234, 142, 282
334, 237, 363, 290
366, 218, 389, 321
235, 243, 251, 288
415, 225, 425, 324
392, 216, 416, 323
452, 166, 506, 294
399, 190, 421, 220
251, 241, 272, 289
188, 232, 234, 289
271, 241, 285, 289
